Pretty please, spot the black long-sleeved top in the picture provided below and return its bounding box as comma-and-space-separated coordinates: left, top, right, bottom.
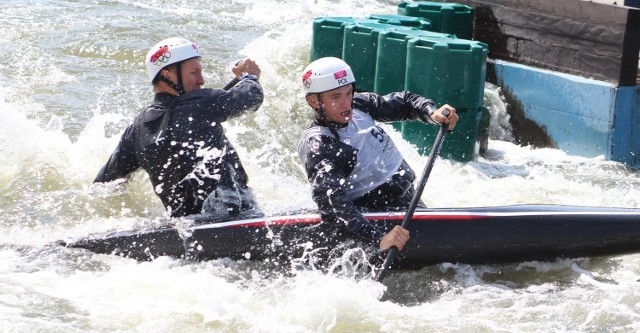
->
297, 91, 436, 245
95, 77, 264, 217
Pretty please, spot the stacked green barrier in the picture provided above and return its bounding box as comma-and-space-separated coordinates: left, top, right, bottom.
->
397, 1, 474, 39
401, 37, 488, 161
374, 29, 453, 95
308, 3, 489, 163
343, 23, 416, 92
310, 14, 433, 63
310, 17, 377, 62
343, 17, 437, 131
405, 38, 487, 108
373, 29, 453, 133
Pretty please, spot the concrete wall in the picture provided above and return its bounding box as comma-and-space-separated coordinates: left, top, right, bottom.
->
452, 0, 640, 86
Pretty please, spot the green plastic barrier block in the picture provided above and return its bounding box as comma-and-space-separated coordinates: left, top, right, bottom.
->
401, 107, 487, 162
397, 1, 474, 39
405, 37, 488, 109
310, 17, 377, 62
374, 29, 453, 95
366, 14, 433, 31
343, 22, 416, 92
310, 15, 428, 63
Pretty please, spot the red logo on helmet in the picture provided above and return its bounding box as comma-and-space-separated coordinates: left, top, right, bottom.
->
302, 70, 313, 89
333, 70, 347, 80
150, 45, 169, 63
302, 70, 312, 81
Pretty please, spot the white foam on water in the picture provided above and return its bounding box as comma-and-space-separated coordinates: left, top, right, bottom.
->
2, 0, 640, 332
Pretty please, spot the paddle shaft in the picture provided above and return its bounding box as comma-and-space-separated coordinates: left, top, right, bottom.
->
376, 114, 449, 282
223, 77, 240, 90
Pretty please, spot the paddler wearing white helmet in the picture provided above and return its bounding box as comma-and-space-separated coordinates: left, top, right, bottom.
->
297, 57, 458, 255
95, 37, 264, 219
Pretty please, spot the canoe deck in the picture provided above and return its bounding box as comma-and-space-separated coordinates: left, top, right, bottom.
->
65, 205, 640, 269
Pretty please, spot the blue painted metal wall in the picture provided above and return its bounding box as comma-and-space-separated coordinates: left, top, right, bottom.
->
493, 60, 640, 168
612, 86, 640, 166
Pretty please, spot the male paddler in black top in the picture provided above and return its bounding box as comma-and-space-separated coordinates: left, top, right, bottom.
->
297, 57, 458, 253
95, 37, 264, 218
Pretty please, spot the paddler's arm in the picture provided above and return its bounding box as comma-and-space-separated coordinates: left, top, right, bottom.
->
184, 58, 264, 123
353, 91, 459, 130
184, 76, 264, 123
309, 173, 385, 245
313, 180, 410, 251
94, 124, 140, 183
301, 135, 389, 245
221, 58, 264, 120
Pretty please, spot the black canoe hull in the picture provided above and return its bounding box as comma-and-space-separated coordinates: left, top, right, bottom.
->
66, 205, 640, 269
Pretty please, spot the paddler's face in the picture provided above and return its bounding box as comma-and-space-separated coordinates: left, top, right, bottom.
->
162, 58, 205, 94
307, 84, 354, 124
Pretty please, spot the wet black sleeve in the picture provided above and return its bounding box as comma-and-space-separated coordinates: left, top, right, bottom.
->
93, 124, 140, 183
184, 77, 264, 123
302, 134, 384, 245
352, 91, 437, 124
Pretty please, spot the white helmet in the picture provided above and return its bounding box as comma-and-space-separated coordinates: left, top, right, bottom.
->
145, 37, 200, 83
301, 57, 356, 94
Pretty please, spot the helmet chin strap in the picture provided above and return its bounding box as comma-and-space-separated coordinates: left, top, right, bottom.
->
158, 63, 185, 96
313, 93, 328, 121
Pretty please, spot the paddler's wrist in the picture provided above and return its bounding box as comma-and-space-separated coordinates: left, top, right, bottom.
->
422, 102, 438, 124
240, 73, 259, 81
